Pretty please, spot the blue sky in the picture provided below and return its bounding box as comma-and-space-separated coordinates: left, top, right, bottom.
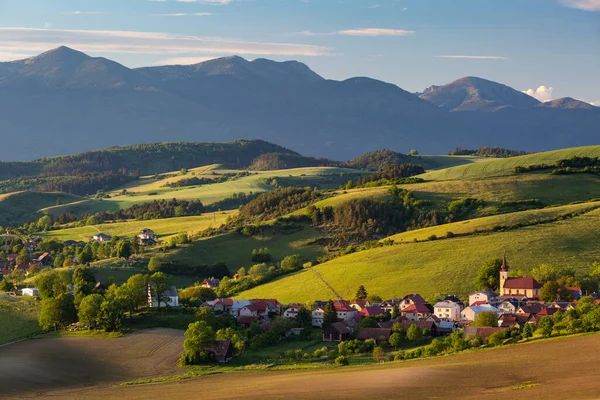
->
0, 0, 598, 103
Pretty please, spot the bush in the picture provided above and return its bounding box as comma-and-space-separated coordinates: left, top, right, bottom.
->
334, 356, 348, 366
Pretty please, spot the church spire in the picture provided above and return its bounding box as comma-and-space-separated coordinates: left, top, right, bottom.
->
501, 252, 509, 271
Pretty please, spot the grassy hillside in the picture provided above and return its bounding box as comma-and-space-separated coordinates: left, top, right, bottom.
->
386, 201, 600, 242
237, 207, 600, 302
164, 224, 324, 271
0, 296, 41, 345
420, 145, 600, 181
43, 166, 364, 217
0, 191, 85, 225
40, 211, 235, 242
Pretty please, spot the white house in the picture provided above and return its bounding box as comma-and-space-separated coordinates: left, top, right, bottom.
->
461, 304, 501, 322
228, 300, 252, 317
21, 287, 39, 297
283, 304, 303, 319
433, 301, 462, 321
92, 233, 112, 243
138, 228, 156, 241
468, 290, 499, 307
147, 284, 179, 308
311, 303, 357, 327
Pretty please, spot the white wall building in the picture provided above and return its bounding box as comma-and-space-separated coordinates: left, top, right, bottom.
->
433, 301, 462, 321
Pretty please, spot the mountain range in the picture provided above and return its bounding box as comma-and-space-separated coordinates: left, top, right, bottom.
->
0, 46, 597, 161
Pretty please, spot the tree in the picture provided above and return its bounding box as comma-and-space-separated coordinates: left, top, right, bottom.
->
359, 317, 380, 328
0, 278, 13, 292
79, 245, 93, 264
295, 306, 312, 327
100, 284, 127, 331
147, 257, 162, 272
523, 323, 534, 339
537, 316, 554, 337
355, 285, 368, 301
73, 266, 97, 307
487, 330, 507, 346
367, 294, 383, 303
16, 248, 30, 265
475, 258, 502, 291
125, 274, 149, 313
540, 281, 560, 303
531, 264, 560, 284
183, 321, 216, 364
11, 270, 26, 286
196, 306, 218, 329
391, 305, 400, 319
406, 323, 423, 342
280, 254, 304, 272
472, 311, 499, 327
322, 300, 338, 328
35, 270, 71, 299
149, 272, 172, 311
38, 294, 77, 331
116, 240, 132, 259
372, 346, 386, 362
389, 332, 404, 349
78, 294, 104, 329
236, 267, 246, 278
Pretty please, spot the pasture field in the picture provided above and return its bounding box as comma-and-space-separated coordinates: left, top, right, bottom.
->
419, 145, 600, 181
165, 224, 325, 271
40, 211, 236, 242
42, 166, 364, 217
3, 331, 600, 399
0, 191, 85, 225
238, 207, 600, 302
385, 201, 600, 243
0, 296, 41, 345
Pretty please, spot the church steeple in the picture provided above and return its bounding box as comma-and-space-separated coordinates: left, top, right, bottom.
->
501, 253, 509, 272
499, 253, 510, 296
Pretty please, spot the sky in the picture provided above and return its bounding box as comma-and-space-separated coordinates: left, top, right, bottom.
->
0, 0, 598, 104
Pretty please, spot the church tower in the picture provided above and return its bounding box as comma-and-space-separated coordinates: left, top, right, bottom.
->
499, 254, 509, 296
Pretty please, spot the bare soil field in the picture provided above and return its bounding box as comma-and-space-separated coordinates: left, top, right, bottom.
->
0, 328, 184, 398
3, 331, 600, 399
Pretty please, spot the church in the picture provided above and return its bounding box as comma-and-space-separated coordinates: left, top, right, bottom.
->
499, 255, 542, 299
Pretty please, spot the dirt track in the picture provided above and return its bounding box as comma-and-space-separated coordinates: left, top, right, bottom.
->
3, 331, 600, 399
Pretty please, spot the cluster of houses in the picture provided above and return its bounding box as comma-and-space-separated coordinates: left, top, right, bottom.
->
194, 257, 590, 345
0, 237, 52, 280
92, 228, 157, 246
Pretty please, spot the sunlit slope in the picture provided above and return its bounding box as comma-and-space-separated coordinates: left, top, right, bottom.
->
419, 145, 600, 181
237, 207, 600, 302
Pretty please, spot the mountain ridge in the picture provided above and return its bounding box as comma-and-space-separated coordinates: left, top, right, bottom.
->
0, 46, 598, 161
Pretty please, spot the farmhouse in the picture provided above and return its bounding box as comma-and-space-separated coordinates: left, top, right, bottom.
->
469, 290, 499, 307
21, 287, 39, 297
205, 340, 233, 363
401, 303, 432, 321
322, 322, 351, 342
138, 228, 157, 245
201, 278, 221, 289
147, 284, 179, 308
92, 233, 112, 243
461, 304, 501, 322
434, 301, 462, 321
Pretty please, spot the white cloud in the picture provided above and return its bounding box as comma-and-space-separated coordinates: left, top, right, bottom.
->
559, 0, 600, 11
64, 11, 107, 15
299, 28, 415, 37
148, 0, 232, 4
524, 85, 554, 102
590, 100, 600, 106
0, 27, 331, 58
435, 55, 507, 60
153, 13, 212, 16
155, 56, 217, 65
337, 28, 415, 36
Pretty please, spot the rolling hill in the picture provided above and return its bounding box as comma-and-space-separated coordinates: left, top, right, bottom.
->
0, 47, 599, 161
419, 145, 600, 181
237, 205, 600, 302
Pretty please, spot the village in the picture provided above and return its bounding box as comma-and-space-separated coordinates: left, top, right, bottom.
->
0, 230, 596, 365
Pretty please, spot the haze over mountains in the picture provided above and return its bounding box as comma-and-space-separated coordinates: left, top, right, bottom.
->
0, 46, 597, 161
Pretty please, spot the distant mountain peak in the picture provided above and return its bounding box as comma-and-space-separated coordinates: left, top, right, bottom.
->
420, 76, 540, 112
24, 46, 90, 65
539, 97, 597, 110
